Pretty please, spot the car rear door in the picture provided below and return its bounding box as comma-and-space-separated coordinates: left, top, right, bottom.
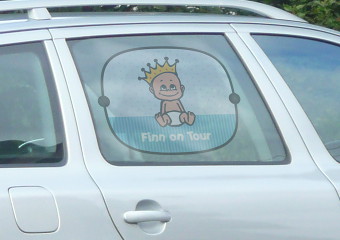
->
51, 23, 340, 240
0, 29, 121, 240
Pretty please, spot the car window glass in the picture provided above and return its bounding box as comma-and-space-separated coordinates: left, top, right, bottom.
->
68, 34, 287, 165
0, 43, 64, 166
253, 35, 340, 162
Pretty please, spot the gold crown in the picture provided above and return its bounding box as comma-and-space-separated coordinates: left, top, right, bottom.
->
138, 57, 179, 84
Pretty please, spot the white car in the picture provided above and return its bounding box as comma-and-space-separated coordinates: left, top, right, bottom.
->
0, 0, 339, 239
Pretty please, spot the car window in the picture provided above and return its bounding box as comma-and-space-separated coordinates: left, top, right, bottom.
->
68, 34, 287, 165
0, 43, 64, 166
253, 35, 340, 162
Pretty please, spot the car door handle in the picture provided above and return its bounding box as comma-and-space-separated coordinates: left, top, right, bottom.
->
124, 210, 171, 224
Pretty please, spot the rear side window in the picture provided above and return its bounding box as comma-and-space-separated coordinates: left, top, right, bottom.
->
254, 35, 340, 162
0, 43, 64, 166
68, 34, 286, 165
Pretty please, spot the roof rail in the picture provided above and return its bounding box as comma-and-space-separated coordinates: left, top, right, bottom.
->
0, 0, 306, 22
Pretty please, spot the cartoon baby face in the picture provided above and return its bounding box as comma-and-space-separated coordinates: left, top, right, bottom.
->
149, 72, 185, 101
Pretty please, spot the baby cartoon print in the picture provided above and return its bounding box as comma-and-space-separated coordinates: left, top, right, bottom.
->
139, 57, 195, 127
100, 48, 238, 153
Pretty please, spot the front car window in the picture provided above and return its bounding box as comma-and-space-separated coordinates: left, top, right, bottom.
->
0, 43, 64, 166
68, 34, 286, 165
253, 35, 340, 162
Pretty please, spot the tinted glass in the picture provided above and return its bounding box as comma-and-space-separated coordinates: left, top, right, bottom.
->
0, 43, 64, 165
68, 34, 286, 165
254, 35, 340, 162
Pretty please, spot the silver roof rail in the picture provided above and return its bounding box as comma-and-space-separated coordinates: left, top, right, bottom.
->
1, 0, 306, 22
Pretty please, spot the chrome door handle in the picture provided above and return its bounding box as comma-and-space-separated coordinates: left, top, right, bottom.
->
124, 210, 171, 224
